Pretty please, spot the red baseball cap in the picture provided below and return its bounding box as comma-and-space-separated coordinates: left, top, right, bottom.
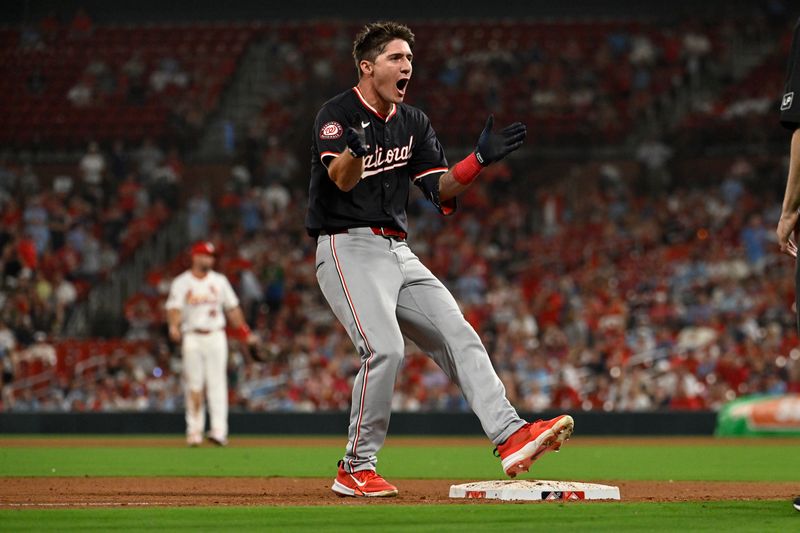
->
191, 241, 216, 256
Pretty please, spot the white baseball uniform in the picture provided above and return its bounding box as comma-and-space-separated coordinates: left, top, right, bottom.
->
165, 270, 239, 442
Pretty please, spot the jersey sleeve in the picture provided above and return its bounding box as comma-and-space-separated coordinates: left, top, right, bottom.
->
164, 277, 184, 311
781, 18, 800, 130
220, 275, 240, 311
315, 103, 350, 168
408, 116, 457, 216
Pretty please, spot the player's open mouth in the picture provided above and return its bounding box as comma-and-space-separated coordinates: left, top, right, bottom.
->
396, 78, 409, 95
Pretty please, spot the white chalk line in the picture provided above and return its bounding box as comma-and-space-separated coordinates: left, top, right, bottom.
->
1, 501, 160, 508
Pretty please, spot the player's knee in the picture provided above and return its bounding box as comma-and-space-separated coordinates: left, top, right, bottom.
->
374, 347, 404, 367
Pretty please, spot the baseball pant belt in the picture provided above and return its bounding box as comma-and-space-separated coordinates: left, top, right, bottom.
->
321, 227, 407, 240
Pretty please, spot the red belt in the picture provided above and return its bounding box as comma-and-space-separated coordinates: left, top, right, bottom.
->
325, 227, 407, 240
190, 329, 219, 335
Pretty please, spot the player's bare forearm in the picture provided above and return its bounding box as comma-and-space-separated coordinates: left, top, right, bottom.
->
782, 129, 800, 214
438, 169, 471, 202
167, 309, 181, 329
327, 151, 364, 192
226, 306, 259, 347
225, 306, 247, 329
166, 308, 182, 342
777, 129, 800, 255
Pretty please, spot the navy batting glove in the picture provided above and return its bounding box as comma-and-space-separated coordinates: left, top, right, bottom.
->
345, 125, 369, 158
474, 115, 527, 166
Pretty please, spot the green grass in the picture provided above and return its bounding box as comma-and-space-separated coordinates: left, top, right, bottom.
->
0, 442, 796, 481
2, 436, 798, 531
1, 502, 797, 532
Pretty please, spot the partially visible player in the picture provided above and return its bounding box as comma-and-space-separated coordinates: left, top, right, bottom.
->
775, 16, 800, 513
166, 241, 254, 447
777, 17, 800, 256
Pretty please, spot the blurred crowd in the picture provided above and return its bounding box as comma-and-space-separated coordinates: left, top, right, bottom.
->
4, 8, 249, 150
0, 138, 177, 399
2, 6, 800, 413
234, 7, 788, 168
6, 151, 799, 413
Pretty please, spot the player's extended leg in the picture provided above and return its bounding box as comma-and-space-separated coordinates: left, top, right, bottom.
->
394, 258, 525, 444
315, 232, 405, 476
181, 333, 206, 446
396, 244, 573, 476
204, 330, 229, 445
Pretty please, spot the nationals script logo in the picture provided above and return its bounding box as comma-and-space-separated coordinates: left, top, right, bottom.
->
361, 136, 414, 178
319, 121, 343, 140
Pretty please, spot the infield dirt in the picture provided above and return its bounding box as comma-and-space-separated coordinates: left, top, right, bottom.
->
0, 436, 794, 508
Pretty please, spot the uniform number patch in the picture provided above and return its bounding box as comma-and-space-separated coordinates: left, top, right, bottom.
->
320, 121, 343, 139
782, 92, 794, 111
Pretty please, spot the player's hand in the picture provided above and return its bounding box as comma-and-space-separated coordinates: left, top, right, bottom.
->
474, 115, 527, 166
777, 210, 800, 258
169, 325, 182, 343
345, 119, 369, 158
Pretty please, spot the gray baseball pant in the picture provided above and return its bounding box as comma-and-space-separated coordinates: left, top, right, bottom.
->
315, 228, 525, 473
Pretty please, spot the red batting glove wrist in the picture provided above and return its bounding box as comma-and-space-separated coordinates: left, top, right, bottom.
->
234, 324, 251, 341
452, 152, 483, 185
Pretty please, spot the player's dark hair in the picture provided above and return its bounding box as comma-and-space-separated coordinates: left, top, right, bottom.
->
352, 21, 414, 78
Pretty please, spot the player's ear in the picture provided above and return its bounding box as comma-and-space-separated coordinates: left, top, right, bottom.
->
359, 59, 373, 77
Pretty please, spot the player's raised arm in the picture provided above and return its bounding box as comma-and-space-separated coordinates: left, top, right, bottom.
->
327, 122, 370, 192
439, 115, 527, 201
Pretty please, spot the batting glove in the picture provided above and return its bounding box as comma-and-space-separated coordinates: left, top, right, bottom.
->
345, 124, 369, 158
474, 115, 527, 166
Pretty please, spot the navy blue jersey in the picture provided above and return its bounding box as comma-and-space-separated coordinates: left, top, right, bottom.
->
781, 18, 800, 130
306, 87, 455, 237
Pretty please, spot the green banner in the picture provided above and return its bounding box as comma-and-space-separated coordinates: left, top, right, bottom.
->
715, 394, 800, 436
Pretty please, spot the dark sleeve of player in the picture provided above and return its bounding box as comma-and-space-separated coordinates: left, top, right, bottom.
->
408, 116, 457, 216
780, 18, 800, 130
314, 104, 351, 169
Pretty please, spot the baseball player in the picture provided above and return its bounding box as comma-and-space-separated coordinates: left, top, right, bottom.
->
307, 21, 574, 498
775, 16, 800, 513
166, 241, 254, 447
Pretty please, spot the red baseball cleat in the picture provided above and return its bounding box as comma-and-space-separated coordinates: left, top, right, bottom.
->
495, 415, 574, 478
331, 461, 399, 497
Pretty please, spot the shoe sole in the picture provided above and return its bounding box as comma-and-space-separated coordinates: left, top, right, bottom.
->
501, 415, 574, 478
331, 479, 398, 498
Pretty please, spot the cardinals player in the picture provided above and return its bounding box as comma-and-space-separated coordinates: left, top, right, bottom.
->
166, 241, 255, 446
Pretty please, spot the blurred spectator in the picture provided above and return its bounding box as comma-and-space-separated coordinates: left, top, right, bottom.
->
67, 75, 93, 107
122, 51, 147, 104
136, 138, 164, 181
636, 137, 673, 194
187, 190, 211, 241
109, 140, 130, 182
79, 141, 106, 200
68, 8, 93, 39
13, 332, 56, 371
740, 214, 770, 271
149, 56, 189, 93
23, 196, 49, 255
